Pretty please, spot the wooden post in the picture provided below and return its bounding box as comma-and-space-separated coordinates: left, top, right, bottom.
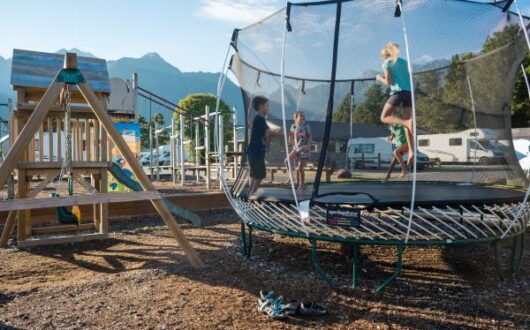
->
47, 117, 53, 162
17, 169, 30, 241
56, 117, 62, 162
86, 120, 92, 161
99, 168, 108, 234
0, 211, 16, 247
29, 135, 35, 162
94, 120, 100, 162
38, 123, 44, 161
64, 52, 77, 69
78, 82, 203, 268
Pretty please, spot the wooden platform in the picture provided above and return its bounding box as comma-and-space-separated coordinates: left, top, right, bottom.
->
0, 191, 161, 212
0, 192, 229, 226
17, 233, 108, 248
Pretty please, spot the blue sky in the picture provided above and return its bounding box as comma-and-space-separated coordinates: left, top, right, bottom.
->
0, 0, 529, 73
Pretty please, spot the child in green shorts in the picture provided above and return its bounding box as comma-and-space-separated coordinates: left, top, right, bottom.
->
383, 124, 409, 182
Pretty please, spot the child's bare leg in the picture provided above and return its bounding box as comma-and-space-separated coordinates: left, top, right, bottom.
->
298, 159, 306, 190
394, 148, 407, 177
380, 103, 410, 128
383, 158, 397, 183
249, 178, 257, 195
283, 149, 298, 184
249, 175, 263, 195
403, 106, 415, 166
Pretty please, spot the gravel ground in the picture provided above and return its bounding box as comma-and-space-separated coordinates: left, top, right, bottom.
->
0, 209, 529, 330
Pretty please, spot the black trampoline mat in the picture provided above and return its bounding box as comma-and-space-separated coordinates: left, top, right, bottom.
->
241, 182, 527, 207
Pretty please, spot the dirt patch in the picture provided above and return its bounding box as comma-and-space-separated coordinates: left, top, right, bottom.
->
0, 210, 529, 329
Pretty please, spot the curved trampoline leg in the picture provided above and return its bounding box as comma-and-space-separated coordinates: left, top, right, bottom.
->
514, 232, 526, 275
494, 233, 524, 281
375, 245, 404, 292
310, 240, 337, 288
240, 222, 253, 258
352, 244, 359, 289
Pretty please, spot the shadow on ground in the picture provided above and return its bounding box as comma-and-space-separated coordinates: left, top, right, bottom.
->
11, 210, 529, 329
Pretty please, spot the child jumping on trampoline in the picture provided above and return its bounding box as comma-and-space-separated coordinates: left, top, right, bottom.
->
376, 42, 414, 167
286, 111, 312, 191
247, 96, 280, 195
383, 124, 409, 183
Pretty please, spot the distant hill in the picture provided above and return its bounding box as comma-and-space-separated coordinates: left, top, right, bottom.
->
106, 52, 243, 123
56, 48, 96, 58
0, 49, 244, 124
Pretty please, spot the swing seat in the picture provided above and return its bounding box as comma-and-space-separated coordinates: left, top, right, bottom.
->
50, 192, 80, 225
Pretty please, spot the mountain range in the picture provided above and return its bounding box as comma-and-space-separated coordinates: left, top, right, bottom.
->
0, 49, 244, 123
0, 48, 452, 124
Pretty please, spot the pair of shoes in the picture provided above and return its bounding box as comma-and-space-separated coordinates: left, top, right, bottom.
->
258, 291, 286, 320
258, 291, 327, 318
299, 302, 328, 317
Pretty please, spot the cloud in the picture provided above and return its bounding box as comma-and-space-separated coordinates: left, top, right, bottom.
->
196, 0, 281, 25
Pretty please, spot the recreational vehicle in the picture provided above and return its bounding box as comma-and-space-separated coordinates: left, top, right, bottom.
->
347, 137, 430, 170
416, 129, 505, 165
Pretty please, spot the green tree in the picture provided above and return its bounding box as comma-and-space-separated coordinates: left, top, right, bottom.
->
352, 84, 387, 125
174, 93, 233, 164
152, 112, 170, 146
481, 24, 530, 127
138, 113, 170, 149
138, 115, 150, 149
332, 93, 354, 123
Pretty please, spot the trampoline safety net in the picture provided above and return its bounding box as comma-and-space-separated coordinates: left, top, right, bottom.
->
217, 0, 530, 244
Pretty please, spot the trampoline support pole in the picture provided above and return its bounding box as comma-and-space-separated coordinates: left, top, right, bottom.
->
375, 245, 404, 292
310, 240, 337, 288
352, 244, 359, 289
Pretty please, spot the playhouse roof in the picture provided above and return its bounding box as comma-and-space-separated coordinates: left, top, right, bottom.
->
10, 49, 110, 93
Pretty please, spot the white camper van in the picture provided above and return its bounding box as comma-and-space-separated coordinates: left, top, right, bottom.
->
347, 137, 430, 170
417, 129, 504, 165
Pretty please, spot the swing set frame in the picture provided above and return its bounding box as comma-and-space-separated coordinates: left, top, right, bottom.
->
0, 52, 203, 268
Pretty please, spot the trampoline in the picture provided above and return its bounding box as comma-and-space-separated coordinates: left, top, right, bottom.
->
215, 0, 530, 290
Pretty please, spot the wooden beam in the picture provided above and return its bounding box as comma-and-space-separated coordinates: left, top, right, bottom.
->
72, 172, 97, 194
27, 172, 60, 198
17, 161, 109, 170
0, 211, 17, 247
78, 82, 204, 269
0, 81, 63, 188
32, 223, 94, 235
0, 191, 162, 212
18, 233, 108, 248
